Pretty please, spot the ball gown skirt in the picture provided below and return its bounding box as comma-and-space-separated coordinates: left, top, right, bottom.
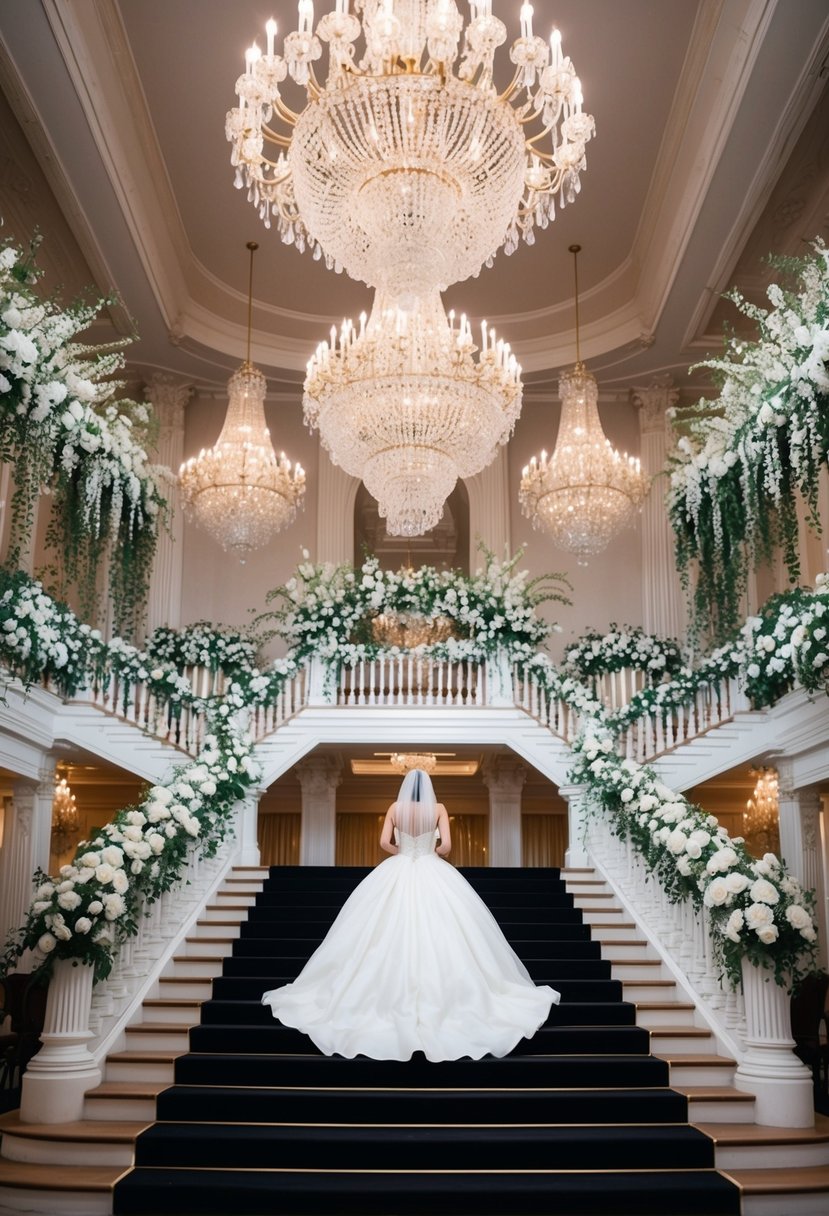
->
261, 829, 560, 1062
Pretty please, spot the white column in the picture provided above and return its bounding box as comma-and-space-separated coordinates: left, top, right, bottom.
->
0, 764, 57, 952
632, 378, 686, 641
482, 756, 526, 867
297, 756, 343, 867
559, 781, 589, 868
316, 455, 360, 565
236, 788, 264, 867
20, 958, 101, 1124
145, 375, 190, 635
465, 448, 510, 563
735, 956, 814, 1127
777, 762, 827, 969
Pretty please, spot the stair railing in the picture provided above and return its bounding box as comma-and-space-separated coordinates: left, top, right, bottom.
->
588, 813, 814, 1127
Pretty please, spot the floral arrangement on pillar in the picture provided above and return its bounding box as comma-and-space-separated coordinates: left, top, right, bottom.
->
0, 236, 168, 636
668, 238, 829, 641
570, 731, 819, 988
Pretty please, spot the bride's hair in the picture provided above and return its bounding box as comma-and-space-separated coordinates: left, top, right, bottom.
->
395, 767, 438, 836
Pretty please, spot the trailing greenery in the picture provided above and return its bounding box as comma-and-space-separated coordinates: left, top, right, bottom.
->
668, 239, 829, 641
0, 234, 168, 636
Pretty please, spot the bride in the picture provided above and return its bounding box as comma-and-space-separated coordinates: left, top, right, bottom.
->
262, 767, 559, 1061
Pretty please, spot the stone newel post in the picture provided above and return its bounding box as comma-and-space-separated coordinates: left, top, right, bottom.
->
20, 959, 101, 1124
734, 958, 814, 1127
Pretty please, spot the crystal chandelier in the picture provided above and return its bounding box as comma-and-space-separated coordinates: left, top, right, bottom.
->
744, 767, 780, 843
390, 752, 438, 774
304, 288, 522, 534
227, 1, 594, 297
51, 773, 80, 852
519, 245, 648, 563
179, 242, 305, 558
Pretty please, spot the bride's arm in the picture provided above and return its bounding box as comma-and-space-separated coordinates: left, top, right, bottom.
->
435, 805, 452, 856
379, 805, 399, 855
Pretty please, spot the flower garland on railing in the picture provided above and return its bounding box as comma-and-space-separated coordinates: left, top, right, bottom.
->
0, 235, 168, 635
258, 548, 570, 666
563, 624, 684, 682
0, 707, 260, 982
668, 238, 829, 641
569, 730, 818, 988
606, 575, 829, 731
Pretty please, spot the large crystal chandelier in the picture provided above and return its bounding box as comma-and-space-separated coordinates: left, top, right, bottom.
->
304, 289, 522, 534
179, 242, 305, 558
519, 245, 648, 563
744, 767, 780, 845
227, 1, 594, 297
390, 752, 438, 774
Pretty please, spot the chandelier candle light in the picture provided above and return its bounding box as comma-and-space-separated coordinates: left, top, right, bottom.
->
304, 288, 522, 534
390, 752, 438, 774
51, 773, 80, 852
227, 1, 594, 297
179, 242, 305, 558
519, 245, 648, 563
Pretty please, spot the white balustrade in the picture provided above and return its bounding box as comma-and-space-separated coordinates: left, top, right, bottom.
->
338, 656, 484, 708
615, 671, 750, 763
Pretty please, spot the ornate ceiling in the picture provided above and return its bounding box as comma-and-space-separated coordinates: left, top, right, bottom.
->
0, 0, 828, 405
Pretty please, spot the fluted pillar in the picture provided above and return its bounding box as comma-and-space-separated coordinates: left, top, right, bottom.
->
777, 761, 827, 968
632, 378, 686, 641
734, 957, 814, 1127
316, 457, 360, 565
0, 764, 56, 951
145, 375, 190, 635
297, 756, 343, 867
465, 448, 510, 562
482, 756, 526, 867
20, 958, 101, 1124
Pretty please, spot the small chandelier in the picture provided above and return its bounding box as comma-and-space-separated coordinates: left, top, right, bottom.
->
744, 767, 780, 841
227, 2, 594, 297
179, 242, 305, 558
52, 773, 80, 851
390, 752, 437, 774
519, 244, 648, 563
304, 288, 522, 535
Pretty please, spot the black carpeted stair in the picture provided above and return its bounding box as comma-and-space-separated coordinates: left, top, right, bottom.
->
114, 865, 740, 1216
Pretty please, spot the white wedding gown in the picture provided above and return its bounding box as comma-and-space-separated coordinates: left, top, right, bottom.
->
261, 827, 560, 1062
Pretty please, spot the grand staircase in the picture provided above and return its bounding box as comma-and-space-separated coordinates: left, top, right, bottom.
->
3, 864, 829, 1214
110, 864, 740, 1216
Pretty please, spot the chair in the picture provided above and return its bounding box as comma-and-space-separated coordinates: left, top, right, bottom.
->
790, 971, 829, 1099
0, 971, 49, 1095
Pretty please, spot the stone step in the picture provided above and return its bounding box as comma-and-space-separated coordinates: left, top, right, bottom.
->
647, 1025, 716, 1054
200, 904, 251, 922
182, 936, 237, 958
83, 1081, 168, 1123
734, 1164, 829, 1216
168, 954, 226, 978
679, 1085, 757, 1124
158, 975, 213, 1000
586, 921, 637, 941
104, 1050, 177, 1084
609, 958, 665, 980
656, 1052, 737, 1087
124, 1022, 191, 1052
598, 940, 654, 961
695, 1117, 829, 1171
622, 978, 680, 1002
141, 998, 203, 1026
0, 1113, 143, 1168
0, 1160, 119, 1215
634, 1001, 699, 1028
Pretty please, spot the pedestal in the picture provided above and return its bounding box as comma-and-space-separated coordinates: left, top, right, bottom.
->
733, 957, 814, 1127
20, 959, 102, 1124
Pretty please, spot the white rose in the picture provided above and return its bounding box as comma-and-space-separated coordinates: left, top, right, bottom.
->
724, 872, 750, 894
785, 905, 812, 930
745, 903, 774, 930
75, 917, 92, 935
53, 921, 72, 941
79, 852, 101, 869
101, 846, 125, 868
749, 878, 779, 905
756, 924, 779, 945
725, 909, 744, 942
37, 932, 57, 953
676, 856, 693, 877
57, 890, 82, 911
666, 830, 688, 855
111, 869, 130, 894
704, 878, 730, 907
103, 893, 126, 921
684, 839, 702, 860
95, 863, 115, 885
148, 832, 165, 855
